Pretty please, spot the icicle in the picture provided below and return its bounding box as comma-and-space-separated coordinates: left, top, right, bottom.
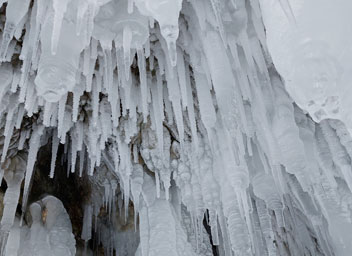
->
72, 82, 85, 123
209, 210, 220, 245
43, 101, 53, 127
203, 30, 238, 131
137, 0, 182, 66
165, 38, 177, 67
0, 118, 15, 164
123, 26, 132, 80
176, 50, 188, 110
51, 0, 69, 55
110, 180, 117, 217
185, 66, 199, 151
137, 48, 148, 119
17, 131, 28, 151
1, 98, 18, 163
193, 71, 216, 135
57, 94, 67, 138
151, 75, 164, 155
50, 130, 60, 178
71, 134, 78, 173
79, 147, 85, 177
81, 204, 93, 246
75, 0, 88, 36
155, 171, 161, 198
165, 67, 184, 148
21, 125, 44, 224
0, 0, 31, 60
15, 105, 25, 130
92, 76, 100, 126
10, 71, 19, 93
103, 179, 110, 210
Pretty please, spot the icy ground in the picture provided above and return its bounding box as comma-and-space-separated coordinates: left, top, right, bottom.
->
0, 0, 351, 255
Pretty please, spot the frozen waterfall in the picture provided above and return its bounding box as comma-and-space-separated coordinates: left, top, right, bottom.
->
0, 0, 351, 255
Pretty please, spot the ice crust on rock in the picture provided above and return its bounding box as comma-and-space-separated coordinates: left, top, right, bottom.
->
0, 0, 351, 255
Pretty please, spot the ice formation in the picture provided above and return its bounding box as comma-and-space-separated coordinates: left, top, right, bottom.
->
5, 195, 76, 255
259, 0, 352, 128
0, 0, 351, 255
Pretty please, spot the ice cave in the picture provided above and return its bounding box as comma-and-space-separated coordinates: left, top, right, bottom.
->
0, 0, 351, 255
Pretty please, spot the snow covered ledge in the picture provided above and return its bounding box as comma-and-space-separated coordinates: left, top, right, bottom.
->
259, 0, 352, 130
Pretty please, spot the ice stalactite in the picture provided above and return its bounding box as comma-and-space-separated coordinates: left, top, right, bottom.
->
0, 0, 351, 255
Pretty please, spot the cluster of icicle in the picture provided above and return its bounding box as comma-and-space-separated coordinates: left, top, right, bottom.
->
0, 0, 352, 255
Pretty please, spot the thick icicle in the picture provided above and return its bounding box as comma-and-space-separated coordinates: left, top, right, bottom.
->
50, 130, 60, 178
21, 125, 44, 220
